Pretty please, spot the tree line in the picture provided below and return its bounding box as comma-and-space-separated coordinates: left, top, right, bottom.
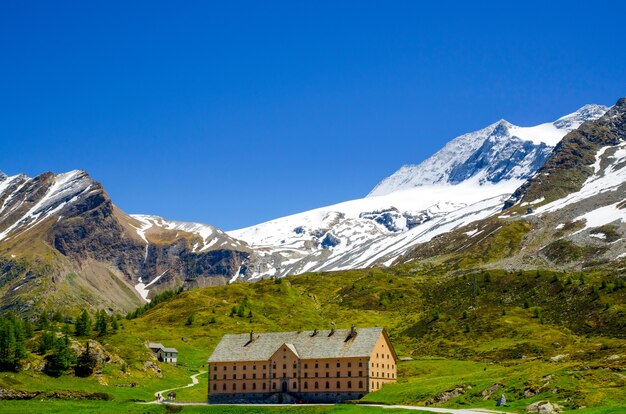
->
0, 309, 121, 376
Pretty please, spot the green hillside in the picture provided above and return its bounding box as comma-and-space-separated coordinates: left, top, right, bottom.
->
1, 266, 625, 413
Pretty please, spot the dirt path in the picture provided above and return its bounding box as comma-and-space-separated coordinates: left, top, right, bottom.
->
145, 370, 207, 404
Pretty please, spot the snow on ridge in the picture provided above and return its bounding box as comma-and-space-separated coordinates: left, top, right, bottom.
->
368, 104, 609, 198
129, 214, 244, 252
0, 170, 93, 241
535, 142, 626, 216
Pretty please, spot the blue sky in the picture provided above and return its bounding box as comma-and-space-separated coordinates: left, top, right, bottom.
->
1, 1, 625, 230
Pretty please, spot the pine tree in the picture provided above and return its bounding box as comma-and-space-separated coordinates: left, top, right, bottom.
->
75, 310, 92, 337
38, 331, 56, 354
0, 314, 28, 371
110, 316, 119, 331
37, 312, 50, 330
44, 335, 76, 377
95, 310, 108, 336
74, 342, 97, 377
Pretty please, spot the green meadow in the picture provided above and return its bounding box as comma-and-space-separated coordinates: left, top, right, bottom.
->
1, 268, 625, 412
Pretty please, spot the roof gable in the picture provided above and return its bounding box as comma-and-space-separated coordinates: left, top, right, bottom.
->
208, 327, 385, 363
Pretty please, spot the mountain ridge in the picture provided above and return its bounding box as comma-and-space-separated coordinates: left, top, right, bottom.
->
1, 99, 624, 314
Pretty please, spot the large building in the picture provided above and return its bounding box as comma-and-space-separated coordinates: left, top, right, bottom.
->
207, 326, 397, 403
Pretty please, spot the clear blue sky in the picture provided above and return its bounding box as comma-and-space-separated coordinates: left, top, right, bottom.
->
1, 1, 625, 230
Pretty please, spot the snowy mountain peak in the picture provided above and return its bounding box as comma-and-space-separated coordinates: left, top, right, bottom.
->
368, 104, 609, 197
553, 104, 610, 130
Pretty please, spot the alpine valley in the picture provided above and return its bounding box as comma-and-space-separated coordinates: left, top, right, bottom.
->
2, 99, 626, 315
1, 99, 626, 414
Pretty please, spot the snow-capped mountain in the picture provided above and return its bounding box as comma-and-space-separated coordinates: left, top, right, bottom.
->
402, 98, 626, 270
228, 104, 609, 279
369, 104, 609, 196
0, 170, 252, 312
1, 99, 622, 314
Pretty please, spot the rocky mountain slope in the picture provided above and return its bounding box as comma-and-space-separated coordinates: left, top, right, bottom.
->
400, 98, 626, 271
0, 170, 253, 314
1, 99, 622, 313
228, 104, 609, 278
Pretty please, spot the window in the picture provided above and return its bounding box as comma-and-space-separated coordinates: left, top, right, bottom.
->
263, 373, 267, 379
234, 365, 237, 370
304, 372, 308, 378
253, 365, 256, 370
223, 384, 226, 390
304, 382, 308, 389
253, 373, 256, 379
213, 384, 217, 390
263, 365, 266, 370
336, 381, 341, 388
348, 371, 352, 377
253, 383, 256, 390
348, 381, 352, 389
283, 364, 286, 369
359, 371, 362, 376
293, 382, 297, 389
272, 383, 276, 390
293, 363, 297, 369
233, 374, 237, 380
336, 362, 340, 368
359, 361, 363, 367
304, 363, 308, 369
348, 362, 352, 367
315, 372, 319, 378
213, 374, 217, 380
242, 383, 246, 390
263, 383, 266, 390
325, 381, 329, 389
336, 371, 340, 378
359, 380, 363, 389
325, 363, 329, 368
233, 383, 237, 390
223, 366, 227, 371
315, 363, 318, 368
243, 374, 246, 379
325, 372, 329, 377
315, 382, 319, 389
223, 374, 226, 380
243, 365, 247, 370
273, 373, 276, 378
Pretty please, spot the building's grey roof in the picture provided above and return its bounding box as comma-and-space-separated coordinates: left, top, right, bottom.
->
208, 327, 388, 363
149, 343, 177, 354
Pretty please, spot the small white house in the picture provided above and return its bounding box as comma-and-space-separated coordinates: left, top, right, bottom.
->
148, 342, 178, 365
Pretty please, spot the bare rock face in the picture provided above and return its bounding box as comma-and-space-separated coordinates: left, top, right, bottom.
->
481, 382, 503, 400
527, 401, 563, 413
426, 386, 466, 405
0, 169, 253, 314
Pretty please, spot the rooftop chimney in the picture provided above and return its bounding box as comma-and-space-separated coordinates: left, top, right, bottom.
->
329, 321, 335, 336
350, 324, 357, 338
250, 330, 254, 342
311, 328, 318, 337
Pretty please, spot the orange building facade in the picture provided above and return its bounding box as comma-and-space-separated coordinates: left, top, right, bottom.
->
207, 326, 397, 403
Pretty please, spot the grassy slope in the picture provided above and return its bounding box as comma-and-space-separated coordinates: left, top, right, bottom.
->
1, 267, 625, 412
